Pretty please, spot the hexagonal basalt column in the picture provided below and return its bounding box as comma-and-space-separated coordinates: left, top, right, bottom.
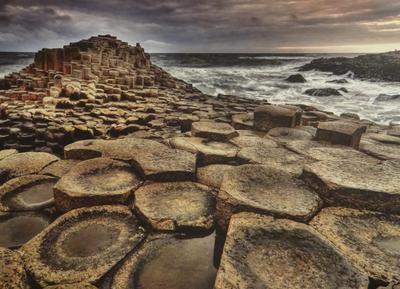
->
191, 121, 238, 141
316, 120, 366, 149
54, 158, 142, 212
254, 105, 302, 132
21, 206, 146, 287
214, 213, 369, 289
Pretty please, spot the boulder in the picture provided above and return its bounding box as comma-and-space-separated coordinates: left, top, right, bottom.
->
316, 120, 366, 149
21, 206, 146, 287
301, 160, 400, 214
0, 175, 57, 211
109, 234, 217, 289
191, 121, 238, 141
304, 88, 342, 97
285, 73, 307, 83
254, 105, 302, 132
54, 158, 142, 212
134, 182, 215, 233
214, 213, 369, 289
217, 165, 322, 229
0, 211, 52, 248
375, 94, 400, 102
311, 207, 400, 283
0, 247, 29, 289
0, 152, 59, 179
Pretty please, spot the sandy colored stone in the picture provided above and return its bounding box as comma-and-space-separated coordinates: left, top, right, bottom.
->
360, 139, 400, 160
44, 283, 97, 289
40, 159, 82, 178
316, 120, 366, 149
170, 136, 239, 165
0, 247, 29, 289
267, 127, 313, 142
64, 139, 107, 160
0, 211, 52, 248
366, 133, 400, 145
0, 149, 18, 161
191, 121, 238, 141
214, 213, 369, 289
196, 164, 234, 188
229, 134, 277, 149
311, 207, 400, 283
21, 205, 146, 287
301, 160, 400, 214
218, 165, 321, 229
0, 152, 59, 178
0, 174, 57, 211
54, 158, 142, 212
110, 234, 217, 289
134, 182, 215, 233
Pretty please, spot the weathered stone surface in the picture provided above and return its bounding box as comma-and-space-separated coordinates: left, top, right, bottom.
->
267, 127, 313, 142
214, 213, 369, 289
64, 139, 107, 160
0, 152, 59, 178
0, 149, 17, 161
311, 207, 400, 283
170, 136, 239, 165
229, 134, 276, 148
21, 205, 146, 287
0, 211, 52, 248
0, 174, 57, 211
305, 88, 342, 97
217, 165, 321, 228
302, 160, 400, 213
0, 247, 29, 289
134, 182, 215, 233
316, 120, 366, 149
197, 164, 234, 188
360, 139, 400, 160
110, 234, 217, 289
44, 283, 97, 289
191, 121, 238, 141
254, 105, 302, 132
40, 159, 82, 177
54, 158, 142, 212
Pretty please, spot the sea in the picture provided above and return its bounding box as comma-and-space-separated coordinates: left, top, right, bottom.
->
1, 52, 399, 125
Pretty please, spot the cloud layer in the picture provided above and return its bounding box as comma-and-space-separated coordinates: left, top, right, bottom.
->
1, 0, 400, 52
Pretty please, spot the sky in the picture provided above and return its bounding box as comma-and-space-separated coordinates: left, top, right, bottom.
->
1, 0, 400, 53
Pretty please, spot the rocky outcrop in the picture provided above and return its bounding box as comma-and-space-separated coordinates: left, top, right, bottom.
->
285, 73, 307, 83
304, 88, 342, 97
300, 51, 400, 81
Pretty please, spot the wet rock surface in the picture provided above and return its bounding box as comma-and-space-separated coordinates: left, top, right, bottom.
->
21, 205, 146, 287
311, 207, 400, 283
134, 182, 215, 233
214, 213, 369, 289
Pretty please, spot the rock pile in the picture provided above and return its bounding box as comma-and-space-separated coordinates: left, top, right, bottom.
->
0, 36, 400, 289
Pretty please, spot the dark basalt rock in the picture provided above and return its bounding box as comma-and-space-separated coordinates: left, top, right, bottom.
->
327, 78, 349, 84
54, 158, 142, 212
285, 74, 307, 83
214, 213, 369, 289
0, 174, 57, 211
21, 205, 146, 287
0, 211, 52, 248
304, 88, 342, 97
300, 51, 400, 82
109, 234, 217, 289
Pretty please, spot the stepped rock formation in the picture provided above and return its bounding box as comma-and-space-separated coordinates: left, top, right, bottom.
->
0, 36, 400, 288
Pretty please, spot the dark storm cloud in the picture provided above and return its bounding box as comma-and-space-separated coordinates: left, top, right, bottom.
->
1, 0, 400, 52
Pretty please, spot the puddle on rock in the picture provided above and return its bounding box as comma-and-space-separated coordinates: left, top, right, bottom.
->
4, 180, 57, 210
136, 233, 217, 289
0, 213, 51, 248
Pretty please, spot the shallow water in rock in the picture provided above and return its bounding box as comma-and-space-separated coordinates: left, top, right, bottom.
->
0, 215, 50, 248
63, 223, 120, 257
135, 233, 217, 289
5, 180, 56, 209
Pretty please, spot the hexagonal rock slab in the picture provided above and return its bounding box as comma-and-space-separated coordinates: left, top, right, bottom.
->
316, 120, 366, 149
110, 234, 217, 289
267, 127, 313, 142
40, 159, 82, 178
0, 247, 29, 289
0, 211, 52, 248
311, 207, 400, 283
191, 121, 238, 141
0, 149, 17, 161
170, 137, 239, 165
217, 165, 321, 229
360, 139, 400, 160
301, 160, 400, 214
197, 164, 235, 188
0, 152, 59, 179
21, 206, 146, 287
44, 283, 98, 289
214, 213, 369, 289
54, 158, 142, 212
134, 182, 215, 233
0, 175, 57, 211
65, 138, 196, 181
